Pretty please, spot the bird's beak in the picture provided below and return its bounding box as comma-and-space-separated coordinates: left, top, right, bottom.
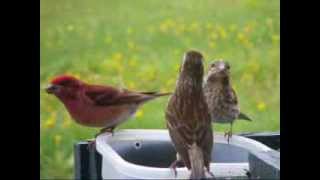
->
45, 84, 58, 94
217, 63, 226, 71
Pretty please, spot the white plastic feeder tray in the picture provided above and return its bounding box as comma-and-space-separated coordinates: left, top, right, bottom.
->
96, 129, 272, 179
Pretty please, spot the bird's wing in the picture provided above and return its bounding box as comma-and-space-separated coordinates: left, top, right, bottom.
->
238, 112, 252, 121
85, 86, 155, 106
84, 85, 121, 105
225, 87, 238, 105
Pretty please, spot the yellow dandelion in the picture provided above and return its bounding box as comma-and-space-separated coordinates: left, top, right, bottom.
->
54, 135, 62, 146
62, 119, 71, 129
127, 27, 133, 35
166, 78, 175, 87
218, 27, 227, 39
210, 32, 218, 40
189, 22, 200, 33
112, 52, 123, 61
257, 102, 266, 111
104, 36, 112, 44
209, 41, 216, 49
128, 81, 135, 89
266, 18, 273, 27
165, 18, 175, 27
271, 34, 280, 44
240, 72, 253, 83
67, 25, 74, 31
229, 24, 237, 32
135, 109, 144, 118
128, 58, 137, 67
128, 41, 135, 50
44, 113, 56, 129
244, 24, 252, 34
174, 63, 180, 72
177, 23, 186, 34
248, 61, 260, 74
237, 32, 246, 41
206, 23, 213, 30
72, 73, 81, 79
160, 23, 169, 33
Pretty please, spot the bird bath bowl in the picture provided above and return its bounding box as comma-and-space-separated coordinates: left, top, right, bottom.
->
95, 129, 277, 179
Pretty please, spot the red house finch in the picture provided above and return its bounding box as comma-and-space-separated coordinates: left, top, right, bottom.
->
203, 60, 252, 143
166, 51, 214, 179
46, 75, 170, 135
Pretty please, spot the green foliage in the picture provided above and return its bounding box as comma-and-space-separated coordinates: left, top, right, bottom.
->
41, 0, 279, 178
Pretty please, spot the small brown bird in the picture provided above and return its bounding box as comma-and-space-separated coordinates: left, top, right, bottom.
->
166, 50, 214, 179
203, 60, 252, 143
46, 75, 170, 136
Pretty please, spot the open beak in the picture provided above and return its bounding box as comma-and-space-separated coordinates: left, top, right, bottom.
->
45, 84, 58, 94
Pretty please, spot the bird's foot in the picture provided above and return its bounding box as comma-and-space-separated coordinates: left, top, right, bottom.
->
224, 131, 233, 144
206, 171, 215, 178
169, 159, 184, 177
206, 167, 215, 179
95, 127, 115, 138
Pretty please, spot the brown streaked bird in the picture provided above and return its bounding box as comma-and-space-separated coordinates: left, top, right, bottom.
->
166, 50, 214, 179
203, 60, 252, 143
45, 75, 171, 136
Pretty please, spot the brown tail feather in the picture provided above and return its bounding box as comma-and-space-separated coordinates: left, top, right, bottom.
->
140, 91, 172, 96
188, 143, 206, 179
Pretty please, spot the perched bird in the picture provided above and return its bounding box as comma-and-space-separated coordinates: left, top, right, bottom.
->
166, 50, 214, 179
46, 75, 171, 136
203, 60, 252, 143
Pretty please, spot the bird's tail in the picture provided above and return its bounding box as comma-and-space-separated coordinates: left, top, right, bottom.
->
238, 112, 252, 121
140, 91, 172, 97
188, 143, 206, 180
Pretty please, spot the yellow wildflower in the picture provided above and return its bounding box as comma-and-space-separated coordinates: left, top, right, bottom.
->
218, 26, 227, 39
174, 63, 180, 72
104, 36, 112, 44
160, 23, 169, 33
62, 119, 71, 129
128, 81, 135, 89
128, 58, 137, 67
189, 22, 200, 33
210, 32, 218, 40
266, 18, 273, 28
240, 72, 253, 83
257, 102, 266, 111
135, 109, 144, 118
237, 33, 246, 42
67, 25, 74, 31
229, 24, 237, 32
272, 34, 280, 44
44, 113, 56, 129
206, 23, 213, 30
248, 61, 260, 74
128, 41, 135, 50
127, 27, 133, 35
209, 41, 216, 49
112, 52, 123, 61
54, 135, 62, 145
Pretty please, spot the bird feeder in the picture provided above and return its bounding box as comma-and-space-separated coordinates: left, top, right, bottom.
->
74, 129, 280, 179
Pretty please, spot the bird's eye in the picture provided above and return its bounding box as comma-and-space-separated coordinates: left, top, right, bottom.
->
210, 63, 215, 68
226, 65, 230, 69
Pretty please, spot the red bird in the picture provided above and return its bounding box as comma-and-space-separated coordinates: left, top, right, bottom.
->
45, 75, 171, 135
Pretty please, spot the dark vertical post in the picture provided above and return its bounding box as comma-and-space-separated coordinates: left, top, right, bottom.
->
74, 142, 102, 180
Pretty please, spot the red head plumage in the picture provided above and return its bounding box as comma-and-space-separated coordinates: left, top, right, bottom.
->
51, 75, 80, 86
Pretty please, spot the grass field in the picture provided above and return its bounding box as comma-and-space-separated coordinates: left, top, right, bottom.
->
40, 0, 279, 178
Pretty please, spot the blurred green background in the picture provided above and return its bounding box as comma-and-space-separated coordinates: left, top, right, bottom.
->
40, 0, 279, 178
